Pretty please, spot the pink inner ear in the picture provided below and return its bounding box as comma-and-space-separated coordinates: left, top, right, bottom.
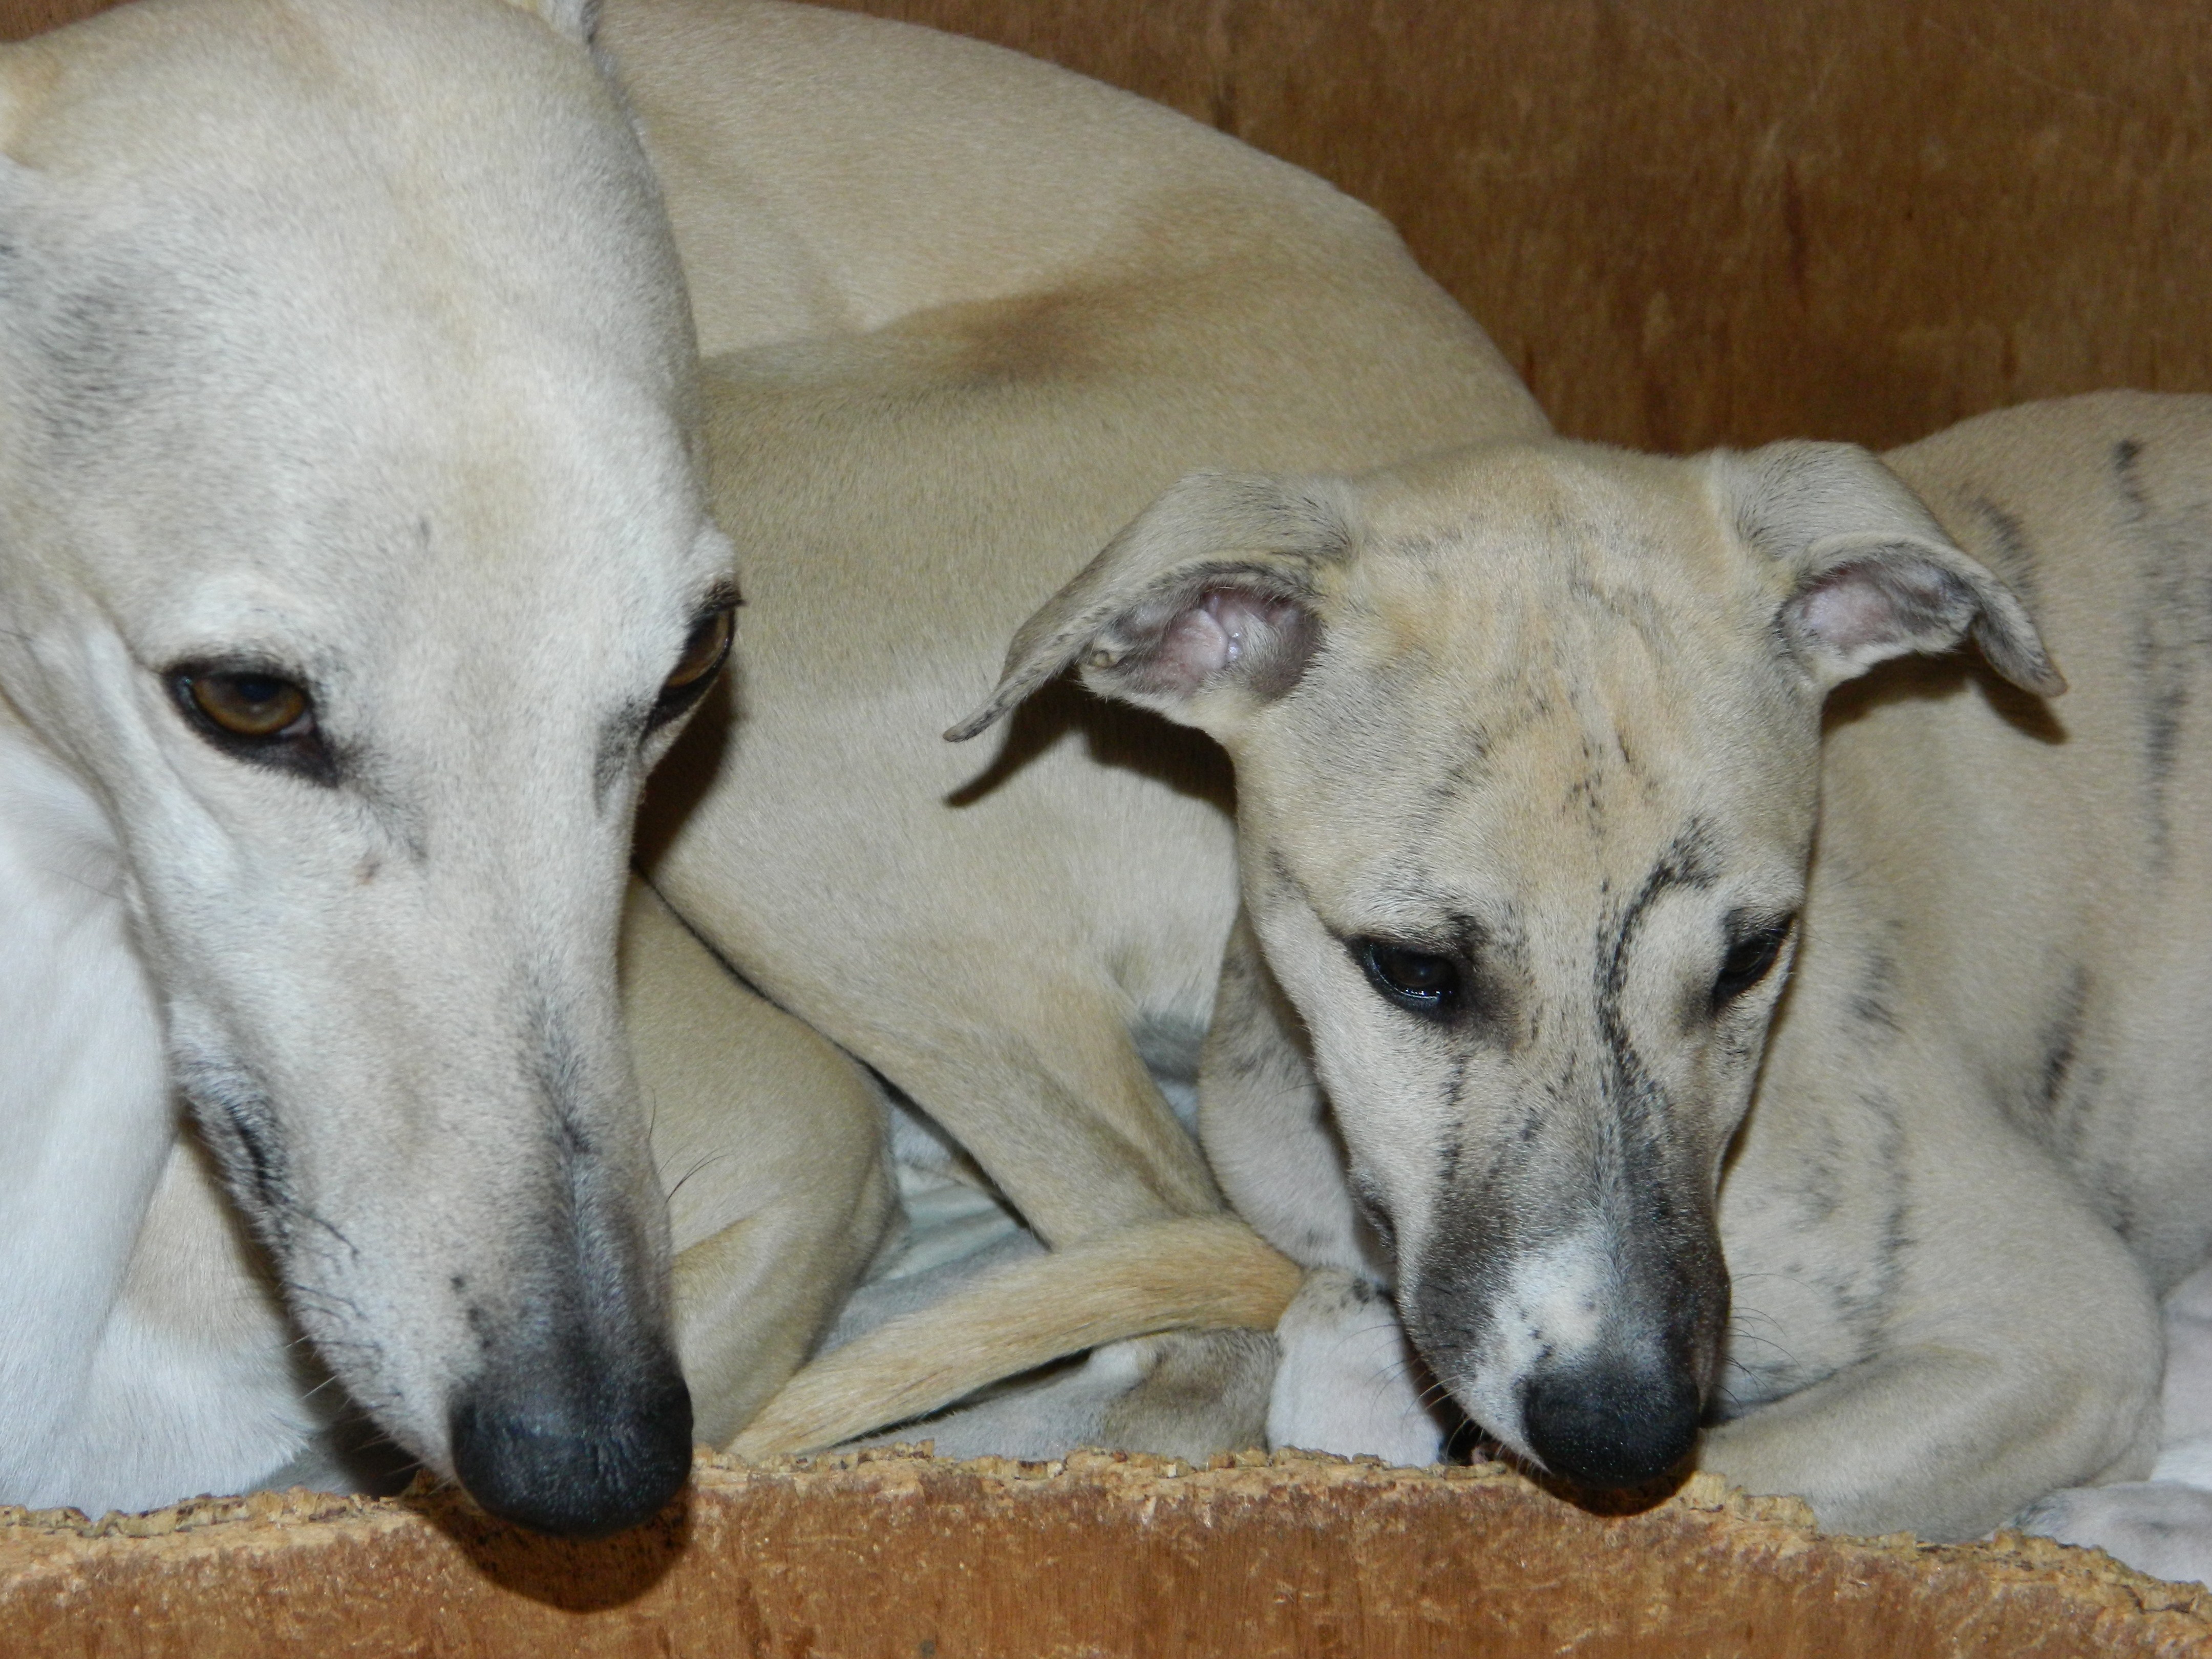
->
1152, 601, 1233, 693
1153, 587, 1295, 691
1797, 568, 1905, 653
1208, 588, 1304, 663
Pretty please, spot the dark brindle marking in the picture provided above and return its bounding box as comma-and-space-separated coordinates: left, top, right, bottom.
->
1970, 497, 2043, 610
2115, 437, 2212, 866
1594, 821, 1721, 1059
2027, 963, 2092, 1130
176, 1055, 295, 1240
1849, 940, 1903, 1038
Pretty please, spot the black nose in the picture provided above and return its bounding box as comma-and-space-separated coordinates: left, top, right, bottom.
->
1520, 1358, 1700, 1490
450, 1358, 693, 1538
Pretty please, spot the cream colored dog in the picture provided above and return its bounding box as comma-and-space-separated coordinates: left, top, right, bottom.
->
0, 0, 888, 1530
594, 0, 1548, 1455
949, 390, 2212, 1563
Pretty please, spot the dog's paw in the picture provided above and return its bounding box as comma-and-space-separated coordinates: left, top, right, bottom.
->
2016, 1476, 2212, 1587
2154, 1432, 2212, 1487
1098, 1328, 1277, 1462
1267, 1269, 1451, 1466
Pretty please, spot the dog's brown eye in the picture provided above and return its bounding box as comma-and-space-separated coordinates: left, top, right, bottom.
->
667, 607, 732, 692
168, 663, 335, 784
1712, 916, 1795, 1010
650, 602, 734, 728
1359, 940, 1460, 1019
187, 672, 310, 738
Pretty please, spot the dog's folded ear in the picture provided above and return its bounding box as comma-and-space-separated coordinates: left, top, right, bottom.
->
1716, 440, 2065, 698
497, 0, 600, 47
949, 471, 1359, 741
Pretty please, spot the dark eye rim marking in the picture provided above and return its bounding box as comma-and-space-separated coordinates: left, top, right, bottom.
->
647, 587, 739, 732
166, 658, 336, 785
1355, 936, 1463, 1020
1710, 911, 1797, 1012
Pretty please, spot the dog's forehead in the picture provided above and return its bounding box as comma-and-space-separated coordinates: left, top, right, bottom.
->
0, 0, 710, 639
8, 2, 603, 191
1242, 444, 1812, 923
1351, 441, 1737, 597
3, 0, 685, 396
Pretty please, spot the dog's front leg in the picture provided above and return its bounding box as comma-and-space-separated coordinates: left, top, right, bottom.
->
622, 880, 897, 1448
1707, 1098, 2163, 1541
1266, 1270, 1452, 1464
2013, 1259, 2212, 1585
1199, 911, 1449, 1461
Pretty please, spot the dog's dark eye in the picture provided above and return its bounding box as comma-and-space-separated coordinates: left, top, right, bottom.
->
649, 601, 735, 729
1358, 939, 1460, 1019
1711, 917, 1795, 1011
169, 664, 333, 783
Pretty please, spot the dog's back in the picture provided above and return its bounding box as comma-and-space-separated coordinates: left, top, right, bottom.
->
600, 0, 1547, 1452
1844, 392, 2212, 1288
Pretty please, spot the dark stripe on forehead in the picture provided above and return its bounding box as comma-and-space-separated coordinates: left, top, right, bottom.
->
1591, 819, 1720, 1129
1600, 822, 1721, 1005
1611, 822, 1722, 952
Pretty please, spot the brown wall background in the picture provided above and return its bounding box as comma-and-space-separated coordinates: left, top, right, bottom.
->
5, 0, 2206, 453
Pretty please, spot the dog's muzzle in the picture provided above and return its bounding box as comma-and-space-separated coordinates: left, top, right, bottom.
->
1411, 1177, 1729, 1493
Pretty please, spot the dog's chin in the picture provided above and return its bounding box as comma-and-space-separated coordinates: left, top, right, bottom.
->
1428, 1362, 1539, 1469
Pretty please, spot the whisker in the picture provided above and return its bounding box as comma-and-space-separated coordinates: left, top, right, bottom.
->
665, 1149, 734, 1206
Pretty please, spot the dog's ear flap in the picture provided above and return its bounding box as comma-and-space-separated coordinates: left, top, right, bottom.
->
497, 0, 600, 46
948, 472, 1358, 742
1716, 440, 2064, 697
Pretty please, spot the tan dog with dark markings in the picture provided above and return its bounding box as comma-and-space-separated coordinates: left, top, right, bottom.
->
951, 390, 2212, 1562
605, 14, 2207, 1539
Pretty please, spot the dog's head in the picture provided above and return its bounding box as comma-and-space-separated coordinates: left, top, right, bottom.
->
0, 0, 730, 1534
959, 437, 2057, 1490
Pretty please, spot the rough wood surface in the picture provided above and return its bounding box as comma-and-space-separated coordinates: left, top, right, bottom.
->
5, 1449, 2209, 1657
0, 0, 97, 37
